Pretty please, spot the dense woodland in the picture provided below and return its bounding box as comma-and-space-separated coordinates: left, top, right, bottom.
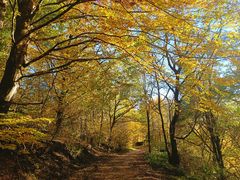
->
0, 0, 239, 179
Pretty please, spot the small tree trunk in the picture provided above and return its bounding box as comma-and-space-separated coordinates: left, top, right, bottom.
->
98, 110, 104, 146
206, 112, 225, 180
168, 70, 181, 166
108, 99, 117, 146
210, 134, 225, 180
51, 92, 65, 140
108, 126, 113, 145
146, 106, 151, 153
169, 84, 180, 166
169, 111, 180, 166
156, 78, 170, 159
143, 73, 151, 153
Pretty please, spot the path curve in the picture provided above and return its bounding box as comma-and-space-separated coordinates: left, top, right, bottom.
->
69, 149, 175, 180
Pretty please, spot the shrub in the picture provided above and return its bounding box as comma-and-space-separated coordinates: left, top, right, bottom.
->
146, 151, 169, 168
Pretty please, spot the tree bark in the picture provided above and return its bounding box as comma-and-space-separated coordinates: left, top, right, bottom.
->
51, 92, 65, 141
0, 0, 34, 113
169, 77, 180, 166
98, 110, 104, 146
108, 98, 118, 145
146, 105, 151, 153
156, 77, 170, 159
169, 110, 180, 166
143, 73, 151, 153
206, 112, 225, 180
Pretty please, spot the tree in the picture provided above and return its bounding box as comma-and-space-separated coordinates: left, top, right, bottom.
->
0, 0, 140, 113
0, 0, 92, 112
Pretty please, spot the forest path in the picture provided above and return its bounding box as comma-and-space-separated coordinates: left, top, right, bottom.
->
69, 148, 175, 180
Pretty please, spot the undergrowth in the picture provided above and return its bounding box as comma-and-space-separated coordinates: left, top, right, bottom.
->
0, 113, 53, 152
146, 151, 185, 177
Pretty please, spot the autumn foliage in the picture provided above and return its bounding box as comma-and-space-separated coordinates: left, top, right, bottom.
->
0, 0, 239, 179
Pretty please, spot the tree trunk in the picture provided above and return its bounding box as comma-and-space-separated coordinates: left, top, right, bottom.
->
169, 83, 180, 166
156, 78, 170, 159
108, 126, 113, 144
210, 134, 225, 180
146, 106, 151, 153
206, 113, 225, 180
143, 73, 151, 153
169, 111, 180, 166
108, 99, 117, 145
146, 108, 152, 153
51, 92, 65, 141
0, 0, 34, 113
108, 115, 115, 146
98, 110, 104, 146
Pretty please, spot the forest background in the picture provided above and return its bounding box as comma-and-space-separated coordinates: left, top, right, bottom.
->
0, 0, 239, 179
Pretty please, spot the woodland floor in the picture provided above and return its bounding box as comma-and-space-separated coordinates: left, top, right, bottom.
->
69, 148, 176, 180
0, 144, 178, 180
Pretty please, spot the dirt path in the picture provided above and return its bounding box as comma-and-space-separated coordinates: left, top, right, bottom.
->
69, 149, 175, 180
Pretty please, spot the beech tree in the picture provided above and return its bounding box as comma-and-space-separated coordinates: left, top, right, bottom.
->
0, 0, 140, 113
0, 0, 93, 112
